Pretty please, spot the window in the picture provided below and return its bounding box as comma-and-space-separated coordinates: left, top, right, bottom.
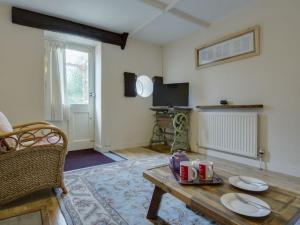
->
136, 75, 153, 97
65, 48, 89, 104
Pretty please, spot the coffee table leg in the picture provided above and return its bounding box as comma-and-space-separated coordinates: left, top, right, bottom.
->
147, 186, 166, 220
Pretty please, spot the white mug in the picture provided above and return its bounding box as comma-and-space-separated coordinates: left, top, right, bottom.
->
192, 160, 214, 180
180, 161, 197, 182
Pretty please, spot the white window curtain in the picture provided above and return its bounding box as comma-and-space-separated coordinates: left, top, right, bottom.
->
44, 40, 67, 121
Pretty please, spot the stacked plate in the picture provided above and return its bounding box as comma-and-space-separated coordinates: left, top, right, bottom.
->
221, 176, 271, 217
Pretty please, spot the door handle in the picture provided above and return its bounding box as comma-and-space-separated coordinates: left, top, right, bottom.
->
89, 92, 96, 97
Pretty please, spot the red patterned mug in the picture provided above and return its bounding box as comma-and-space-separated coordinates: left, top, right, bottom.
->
192, 160, 214, 181
180, 161, 197, 182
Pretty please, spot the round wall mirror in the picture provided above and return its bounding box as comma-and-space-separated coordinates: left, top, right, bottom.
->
136, 75, 153, 97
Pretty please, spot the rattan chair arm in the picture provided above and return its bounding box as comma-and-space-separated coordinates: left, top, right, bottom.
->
0, 124, 68, 148
1, 124, 52, 137
12, 121, 51, 129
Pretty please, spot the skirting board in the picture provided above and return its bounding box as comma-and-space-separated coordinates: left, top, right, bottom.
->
94, 140, 150, 152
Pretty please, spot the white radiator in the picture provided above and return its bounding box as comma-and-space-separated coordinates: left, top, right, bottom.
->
198, 112, 258, 158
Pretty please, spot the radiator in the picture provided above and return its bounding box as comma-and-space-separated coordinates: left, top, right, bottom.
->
198, 112, 258, 158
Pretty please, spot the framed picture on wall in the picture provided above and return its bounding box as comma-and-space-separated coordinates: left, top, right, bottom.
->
195, 25, 260, 69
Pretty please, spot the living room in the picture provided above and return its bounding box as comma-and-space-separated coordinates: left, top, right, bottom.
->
0, 0, 300, 225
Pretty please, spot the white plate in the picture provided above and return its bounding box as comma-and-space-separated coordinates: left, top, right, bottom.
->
221, 193, 271, 217
229, 176, 269, 192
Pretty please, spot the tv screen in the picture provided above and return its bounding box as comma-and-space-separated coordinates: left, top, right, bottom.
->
153, 82, 189, 107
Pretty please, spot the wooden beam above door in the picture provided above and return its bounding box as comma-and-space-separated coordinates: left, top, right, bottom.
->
11, 7, 129, 50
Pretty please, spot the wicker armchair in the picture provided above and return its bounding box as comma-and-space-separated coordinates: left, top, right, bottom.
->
0, 121, 68, 205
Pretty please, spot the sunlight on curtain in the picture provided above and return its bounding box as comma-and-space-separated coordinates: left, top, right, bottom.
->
44, 40, 66, 121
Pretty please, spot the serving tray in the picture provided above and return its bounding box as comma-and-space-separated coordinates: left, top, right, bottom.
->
169, 165, 223, 185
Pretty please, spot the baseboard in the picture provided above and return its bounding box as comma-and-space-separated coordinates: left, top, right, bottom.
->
94, 145, 108, 153
110, 141, 150, 151
94, 141, 150, 152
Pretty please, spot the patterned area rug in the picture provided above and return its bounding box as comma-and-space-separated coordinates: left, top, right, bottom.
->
56, 156, 214, 225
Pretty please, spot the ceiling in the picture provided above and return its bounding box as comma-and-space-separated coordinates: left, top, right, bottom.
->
0, 0, 258, 45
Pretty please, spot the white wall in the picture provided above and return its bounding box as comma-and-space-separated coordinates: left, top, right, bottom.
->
100, 39, 162, 150
0, 4, 162, 150
163, 0, 300, 177
0, 5, 44, 124
42, 33, 162, 151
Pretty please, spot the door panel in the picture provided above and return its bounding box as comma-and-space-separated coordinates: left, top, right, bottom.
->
65, 45, 95, 151
69, 105, 94, 150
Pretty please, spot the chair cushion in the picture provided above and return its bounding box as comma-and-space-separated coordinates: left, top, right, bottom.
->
0, 112, 16, 149
0, 138, 9, 153
17, 136, 62, 150
0, 112, 13, 134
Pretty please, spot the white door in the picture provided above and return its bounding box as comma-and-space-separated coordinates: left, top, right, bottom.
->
65, 46, 95, 151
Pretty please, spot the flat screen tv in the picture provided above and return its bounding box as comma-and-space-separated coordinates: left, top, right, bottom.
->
153, 81, 189, 107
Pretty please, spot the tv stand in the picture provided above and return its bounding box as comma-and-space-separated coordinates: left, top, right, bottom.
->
149, 107, 192, 153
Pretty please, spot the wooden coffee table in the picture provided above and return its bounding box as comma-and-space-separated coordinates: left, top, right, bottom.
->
143, 164, 300, 225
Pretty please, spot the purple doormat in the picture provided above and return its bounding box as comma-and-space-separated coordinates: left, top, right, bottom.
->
64, 149, 115, 171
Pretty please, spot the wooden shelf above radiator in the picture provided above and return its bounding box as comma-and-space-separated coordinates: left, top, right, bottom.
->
196, 104, 263, 110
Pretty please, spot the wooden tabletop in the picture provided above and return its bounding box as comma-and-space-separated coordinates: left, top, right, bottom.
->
143, 164, 300, 225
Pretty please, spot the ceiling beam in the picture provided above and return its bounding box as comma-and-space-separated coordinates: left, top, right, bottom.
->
170, 8, 210, 27
139, 0, 210, 28
130, 0, 183, 36
11, 7, 129, 49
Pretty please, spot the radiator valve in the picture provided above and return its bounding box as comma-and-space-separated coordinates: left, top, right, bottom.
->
258, 148, 265, 170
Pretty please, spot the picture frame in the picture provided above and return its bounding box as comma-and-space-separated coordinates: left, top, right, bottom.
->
195, 25, 260, 69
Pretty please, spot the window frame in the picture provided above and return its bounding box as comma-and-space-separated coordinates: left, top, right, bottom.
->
63, 43, 95, 106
